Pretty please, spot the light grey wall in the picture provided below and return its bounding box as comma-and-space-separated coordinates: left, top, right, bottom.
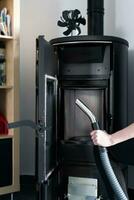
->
20, 1, 134, 189
104, 0, 116, 35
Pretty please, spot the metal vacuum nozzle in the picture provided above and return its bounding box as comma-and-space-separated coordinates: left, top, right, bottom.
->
75, 98, 96, 123
75, 98, 100, 130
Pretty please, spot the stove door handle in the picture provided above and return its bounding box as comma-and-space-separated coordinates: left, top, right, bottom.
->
44, 74, 57, 128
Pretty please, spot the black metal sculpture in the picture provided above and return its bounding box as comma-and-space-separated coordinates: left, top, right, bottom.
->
57, 9, 86, 36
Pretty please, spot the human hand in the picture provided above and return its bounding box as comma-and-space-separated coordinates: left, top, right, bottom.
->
90, 130, 113, 147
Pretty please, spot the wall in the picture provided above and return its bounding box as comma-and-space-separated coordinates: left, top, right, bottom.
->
20, 0, 134, 189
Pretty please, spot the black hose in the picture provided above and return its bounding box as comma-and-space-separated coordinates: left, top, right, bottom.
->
92, 123, 128, 200
75, 99, 128, 200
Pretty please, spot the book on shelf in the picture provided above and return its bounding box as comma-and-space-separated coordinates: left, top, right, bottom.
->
0, 43, 6, 85
0, 7, 12, 36
0, 62, 6, 85
0, 43, 5, 60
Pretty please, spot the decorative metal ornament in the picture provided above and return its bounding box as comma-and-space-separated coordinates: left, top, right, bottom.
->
57, 9, 86, 36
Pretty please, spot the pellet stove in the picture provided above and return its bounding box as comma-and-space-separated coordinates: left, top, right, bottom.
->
35, 0, 129, 199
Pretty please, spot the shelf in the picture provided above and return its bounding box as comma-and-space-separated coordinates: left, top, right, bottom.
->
0, 134, 13, 139
0, 85, 13, 89
0, 35, 13, 41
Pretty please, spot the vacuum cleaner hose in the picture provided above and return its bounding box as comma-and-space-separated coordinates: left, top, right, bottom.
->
75, 99, 128, 200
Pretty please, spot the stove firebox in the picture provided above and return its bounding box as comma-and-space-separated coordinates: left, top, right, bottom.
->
36, 35, 128, 199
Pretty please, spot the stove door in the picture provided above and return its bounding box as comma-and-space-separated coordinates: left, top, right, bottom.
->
36, 36, 58, 184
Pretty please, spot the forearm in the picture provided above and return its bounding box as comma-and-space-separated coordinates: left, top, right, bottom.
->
111, 123, 134, 145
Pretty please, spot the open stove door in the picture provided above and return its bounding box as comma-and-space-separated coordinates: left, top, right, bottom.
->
36, 36, 58, 199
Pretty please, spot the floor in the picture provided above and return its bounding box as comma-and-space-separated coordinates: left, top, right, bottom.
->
0, 176, 36, 200
1, 190, 134, 200
0, 187, 36, 200
0, 178, 134, 200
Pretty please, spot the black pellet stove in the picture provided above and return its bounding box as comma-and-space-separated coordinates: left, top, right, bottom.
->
35, 0, 129, 199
